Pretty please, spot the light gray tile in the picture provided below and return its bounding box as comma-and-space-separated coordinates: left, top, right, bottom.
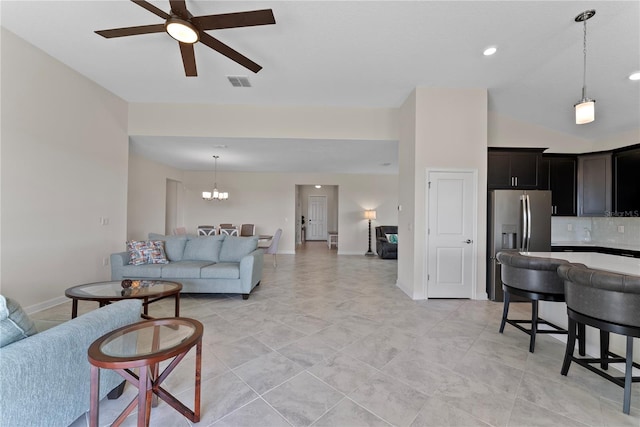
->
308, 353, 378, 395
212, 336, 273, 369
349, 372, 428, 427
312, 398, 390, 427
409, 396, 491, 427
192, 371, 259, 425
508, 398, 590, 427
310, 324, 365, 350
277, 335, 337, 368
263, 372, 343, 427
211, 398, 291, 427
253, 322, 308, 350
343, 327, 416, 369
234, 352, 304, 395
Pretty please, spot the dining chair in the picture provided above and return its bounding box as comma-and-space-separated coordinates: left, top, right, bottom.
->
197, 225, 216, 236
265, 228, 282, 267
172, 227, 187, 235
240, 224, 255, 236
219, 226, 239, 236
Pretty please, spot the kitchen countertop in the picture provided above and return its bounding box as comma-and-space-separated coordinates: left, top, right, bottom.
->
551, 240, 640, 252
524, 251, 640, 276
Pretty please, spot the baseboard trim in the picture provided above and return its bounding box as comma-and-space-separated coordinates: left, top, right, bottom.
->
24, 295, 68, 315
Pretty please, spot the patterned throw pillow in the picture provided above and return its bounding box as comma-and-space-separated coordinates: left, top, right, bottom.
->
127, 241, 169, 265
385, 233, 398, 244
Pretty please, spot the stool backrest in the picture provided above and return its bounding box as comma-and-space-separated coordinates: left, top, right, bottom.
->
558, 264, 640, 327
496, 251, 568, 294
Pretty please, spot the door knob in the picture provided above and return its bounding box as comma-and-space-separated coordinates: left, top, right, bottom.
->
463, 239, 473, 244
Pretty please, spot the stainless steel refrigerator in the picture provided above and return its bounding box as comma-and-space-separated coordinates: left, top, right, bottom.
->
487, 189, 552, 301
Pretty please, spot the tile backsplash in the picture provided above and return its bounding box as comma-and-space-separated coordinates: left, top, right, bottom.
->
552, 216, 640, 247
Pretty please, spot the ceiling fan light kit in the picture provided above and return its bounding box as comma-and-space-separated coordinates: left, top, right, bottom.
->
166, 16, 199, 44
574, 9, 596, 125
95, 0, 275, 76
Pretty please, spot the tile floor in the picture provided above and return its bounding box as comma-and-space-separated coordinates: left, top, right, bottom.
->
32, 242, 640, 427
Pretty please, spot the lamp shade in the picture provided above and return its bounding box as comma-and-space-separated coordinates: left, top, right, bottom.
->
364, 210, 377, 220
575, 100, 595, 124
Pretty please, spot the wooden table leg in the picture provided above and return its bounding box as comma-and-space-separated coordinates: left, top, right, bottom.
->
175, 293, 180, 317
89, 365, 100, 427
71, 299, 78, 319
194, 338, 202, 422
138, 366, 151, 427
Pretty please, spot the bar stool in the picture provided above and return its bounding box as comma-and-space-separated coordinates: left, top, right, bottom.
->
558, 263, 640, 415
496, 251, 584, 354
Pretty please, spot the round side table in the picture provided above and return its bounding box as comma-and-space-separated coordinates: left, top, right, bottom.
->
88, 317, 203, 427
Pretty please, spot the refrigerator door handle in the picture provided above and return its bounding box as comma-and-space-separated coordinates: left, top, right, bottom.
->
526, 194, 532, 252
520, 195, 527, 251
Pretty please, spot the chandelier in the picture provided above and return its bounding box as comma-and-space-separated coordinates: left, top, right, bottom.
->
202, 155, 229, 201
574, 9, 596, 125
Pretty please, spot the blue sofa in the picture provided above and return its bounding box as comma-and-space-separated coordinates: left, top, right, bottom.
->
111, 233, 264, 299
0, 299, 142, 427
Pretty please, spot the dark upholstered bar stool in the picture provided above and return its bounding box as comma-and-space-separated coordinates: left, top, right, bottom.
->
558, 264, 640, 415
496, 251, 585, 354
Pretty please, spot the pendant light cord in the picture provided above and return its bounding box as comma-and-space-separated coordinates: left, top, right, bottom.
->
582, 14, 588, 98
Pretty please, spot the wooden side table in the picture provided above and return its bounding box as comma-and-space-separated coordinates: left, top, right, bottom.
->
88, 317, 202, 427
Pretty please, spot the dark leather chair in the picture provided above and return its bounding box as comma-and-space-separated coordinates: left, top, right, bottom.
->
558, 263, 640, 414
375, 226, 397, 259
496, 251, 584, 353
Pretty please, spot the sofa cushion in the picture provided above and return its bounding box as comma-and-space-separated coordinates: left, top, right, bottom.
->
121, 264, 164, 278
149, 233, 187, 262
0, 295, 38, 348
219, 236, 259, 263
161, 261, 214, 279
183, 235, 225, 262
201, 263, 241, 279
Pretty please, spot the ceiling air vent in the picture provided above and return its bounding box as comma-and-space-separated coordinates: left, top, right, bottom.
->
227, 76, 251, 87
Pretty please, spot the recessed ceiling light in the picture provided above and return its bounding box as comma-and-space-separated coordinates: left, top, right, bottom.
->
483, 47, 497, 56
315, 185, 322, 189
629, 72, 640, 81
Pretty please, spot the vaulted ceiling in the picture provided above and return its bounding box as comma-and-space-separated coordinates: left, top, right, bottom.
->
2, 1, 639, 173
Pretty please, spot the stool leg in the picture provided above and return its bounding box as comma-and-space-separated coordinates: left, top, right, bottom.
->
623, 336, 633, 415
561, 317, 577, 376
499, 289, 510, 333
601, 330, 610, 370
578, 323, 586, 356
529, 300, 538, 353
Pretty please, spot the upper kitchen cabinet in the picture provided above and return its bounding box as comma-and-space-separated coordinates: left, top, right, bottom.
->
544, 155, 577, 216
613, 145, 640, 216
577, 152, 611, 217
487, 149, 545, 189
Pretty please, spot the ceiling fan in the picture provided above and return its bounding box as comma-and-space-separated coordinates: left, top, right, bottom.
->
95, 0, 275, 76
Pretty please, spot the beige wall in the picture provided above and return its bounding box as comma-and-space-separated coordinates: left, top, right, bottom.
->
1, 29, 129, 310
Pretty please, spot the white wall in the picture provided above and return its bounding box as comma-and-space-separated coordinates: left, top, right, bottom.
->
398, 88, 488, 299
126, 155, 398, 255
1, 29, 129, 310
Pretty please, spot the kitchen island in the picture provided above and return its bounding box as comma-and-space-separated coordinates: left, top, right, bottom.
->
523, 251, 640, 363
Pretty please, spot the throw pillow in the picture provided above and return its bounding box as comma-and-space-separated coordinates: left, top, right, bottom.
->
148, 233, 187, 262
386, 233, 398, 244
126, 240, 169, 265
0, 295, 38, 348
219, 236, 259, 263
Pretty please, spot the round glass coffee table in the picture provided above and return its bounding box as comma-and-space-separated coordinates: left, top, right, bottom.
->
65, 280, 182, 319
88, 317, 203, 427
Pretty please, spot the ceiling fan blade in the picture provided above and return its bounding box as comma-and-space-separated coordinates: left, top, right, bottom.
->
169, 0, 189, 18
199, 32, 262, 73
131, 0, 170, 20
179, 42, 197, 76
192, 9, 276, 31
95, 24, 166, 38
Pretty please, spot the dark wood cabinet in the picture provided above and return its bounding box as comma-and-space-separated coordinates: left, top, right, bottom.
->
488, 149, 543, 189
577, 153, 612, 217
613, 145, 640, 216
545, 156, 577, 216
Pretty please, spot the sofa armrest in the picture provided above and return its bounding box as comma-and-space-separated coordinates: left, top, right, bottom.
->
0, 299, 142, 427
110, 251, 130, 280
240, 248, 264, 291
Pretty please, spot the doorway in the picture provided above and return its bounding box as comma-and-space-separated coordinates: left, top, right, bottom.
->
307, 195, 327, 240
426, 170, 477, 298
295, 185, 339, 246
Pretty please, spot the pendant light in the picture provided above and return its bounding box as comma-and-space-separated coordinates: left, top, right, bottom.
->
202, 155, 229, 201
574, 9, 596, 125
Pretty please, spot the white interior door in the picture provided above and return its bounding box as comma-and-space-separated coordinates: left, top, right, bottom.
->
427, 171, 476, 298
307, 196, 327, 240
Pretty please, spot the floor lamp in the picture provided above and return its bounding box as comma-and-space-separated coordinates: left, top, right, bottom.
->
364, 209, 377, 256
